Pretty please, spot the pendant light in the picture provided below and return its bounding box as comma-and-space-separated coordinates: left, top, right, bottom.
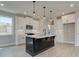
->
50, 10, 52, 20
33, 1, 36, 16
49, 10, 54, 25
43, 6, 46, 19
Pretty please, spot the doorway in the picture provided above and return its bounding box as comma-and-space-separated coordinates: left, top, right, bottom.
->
63, 23, 75, 44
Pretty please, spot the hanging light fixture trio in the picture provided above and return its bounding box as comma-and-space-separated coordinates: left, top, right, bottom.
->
32, 1, 53, 20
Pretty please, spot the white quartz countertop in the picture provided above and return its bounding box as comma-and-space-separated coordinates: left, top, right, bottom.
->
26, 34, 55, 39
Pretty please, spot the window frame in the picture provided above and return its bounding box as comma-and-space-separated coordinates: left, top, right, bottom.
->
0, 15, 13, 35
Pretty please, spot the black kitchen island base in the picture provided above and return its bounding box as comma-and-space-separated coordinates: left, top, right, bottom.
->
26, 36, 55, 56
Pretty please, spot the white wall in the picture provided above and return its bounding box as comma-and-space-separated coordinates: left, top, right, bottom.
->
55, 19, 64, 43
62, 14, 75, 24
75, 11, 79, 46
15, 16, 40, 44
39, 19, 48, 35
39, 18, 55, 35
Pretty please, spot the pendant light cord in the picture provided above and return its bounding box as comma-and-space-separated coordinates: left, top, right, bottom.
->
43, 6, 46, 17
33, 1, 36, 14
50, 10, 52, 19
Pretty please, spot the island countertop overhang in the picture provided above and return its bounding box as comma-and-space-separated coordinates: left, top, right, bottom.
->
26, 34, 56, 39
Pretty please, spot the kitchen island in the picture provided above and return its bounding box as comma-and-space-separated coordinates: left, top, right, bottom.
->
25, 34, 55, 56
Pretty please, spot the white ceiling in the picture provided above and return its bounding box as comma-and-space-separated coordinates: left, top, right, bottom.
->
0, 1, 79, 18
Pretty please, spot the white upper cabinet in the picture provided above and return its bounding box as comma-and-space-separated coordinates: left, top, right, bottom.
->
62, 14, 75, 24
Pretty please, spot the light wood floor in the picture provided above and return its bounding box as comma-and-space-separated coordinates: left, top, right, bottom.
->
0, 43, 79, 57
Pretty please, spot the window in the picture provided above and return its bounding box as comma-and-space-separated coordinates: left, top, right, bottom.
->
0, 16, 13, 35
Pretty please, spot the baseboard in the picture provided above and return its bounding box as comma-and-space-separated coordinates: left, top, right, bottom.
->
63, 41, 75, 44
0, 43, 16, 48
17, 43, 25, 46
75, 44, 79, 47
56, 40, 75, 45
0, 43, 25, 48
55, 40, 64, 43
16, 42, 25, 45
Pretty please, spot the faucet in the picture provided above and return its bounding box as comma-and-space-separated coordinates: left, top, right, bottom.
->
43, 29, 46, 35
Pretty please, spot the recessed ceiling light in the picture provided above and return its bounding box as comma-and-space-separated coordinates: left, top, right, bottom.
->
0, 3, 4, 6
70, 4, 74, 7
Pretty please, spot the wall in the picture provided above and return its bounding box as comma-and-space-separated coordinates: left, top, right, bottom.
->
39, 18, 55, 35
15, 16, 40, 44
62, 14, 75, 24
39, 19, 48, 35
75, 11, 79, 46
55, 19, 64, 43
0, 10, 15, 47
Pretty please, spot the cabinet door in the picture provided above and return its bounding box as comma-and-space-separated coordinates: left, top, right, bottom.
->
34, 39, 40, 52
41, 38, 48, 48
47, 36, 55, 46
34, 38, 44, 52
47, 37, 53, 46
26, 37, 34, 53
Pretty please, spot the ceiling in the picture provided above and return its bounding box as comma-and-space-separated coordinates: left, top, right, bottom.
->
0, 1, 79, 19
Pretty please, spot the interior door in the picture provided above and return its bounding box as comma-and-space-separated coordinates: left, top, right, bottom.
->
63, 23, 75, 44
